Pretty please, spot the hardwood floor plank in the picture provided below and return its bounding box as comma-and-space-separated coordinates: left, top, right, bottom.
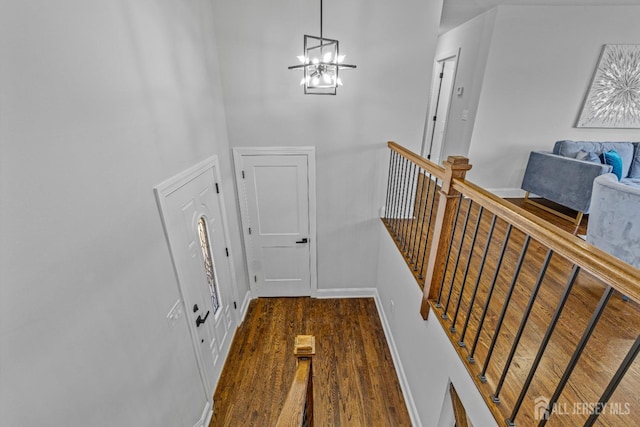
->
210, 297, 410, 426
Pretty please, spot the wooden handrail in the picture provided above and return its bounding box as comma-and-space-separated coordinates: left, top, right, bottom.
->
387, 141, 446, 179
276, 335, 315, 427
452, 178, 640, 303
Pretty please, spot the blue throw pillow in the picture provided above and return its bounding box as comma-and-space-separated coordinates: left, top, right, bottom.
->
600, 150, 623, 180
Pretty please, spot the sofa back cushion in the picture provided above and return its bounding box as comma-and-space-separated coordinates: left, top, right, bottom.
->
553, 140, 637, 178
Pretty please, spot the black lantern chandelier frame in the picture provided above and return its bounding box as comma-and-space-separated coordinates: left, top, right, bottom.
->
288, 0, 356, 95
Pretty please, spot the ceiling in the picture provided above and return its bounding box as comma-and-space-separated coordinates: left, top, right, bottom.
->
440, 0, 640, 34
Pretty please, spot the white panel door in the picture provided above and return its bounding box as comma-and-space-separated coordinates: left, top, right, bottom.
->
234, 149, 316, 297
155, 158, 236, 407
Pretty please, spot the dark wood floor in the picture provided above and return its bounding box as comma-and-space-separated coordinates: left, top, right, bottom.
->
210, 298, 411, 426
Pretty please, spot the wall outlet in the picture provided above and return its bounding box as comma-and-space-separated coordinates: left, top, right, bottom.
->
167, 299, 184, 328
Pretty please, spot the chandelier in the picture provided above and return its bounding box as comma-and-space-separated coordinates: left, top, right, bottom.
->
288, 0, 356, 95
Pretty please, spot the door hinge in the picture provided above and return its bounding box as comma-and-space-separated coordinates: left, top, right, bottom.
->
225, 247, 229, 257
439, 72, 444, 78
254, 275, 257, 283
248, 227, 252, 235
215, 183, 220, 193
233, 301, 237, 309
433, 115, 437, 121
242, 170, 245, 179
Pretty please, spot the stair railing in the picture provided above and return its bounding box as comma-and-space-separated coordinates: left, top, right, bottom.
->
382, 141, 640, 426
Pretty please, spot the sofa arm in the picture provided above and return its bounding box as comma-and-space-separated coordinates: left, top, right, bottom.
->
587, 173, 640, 268
521, 151, 612, 213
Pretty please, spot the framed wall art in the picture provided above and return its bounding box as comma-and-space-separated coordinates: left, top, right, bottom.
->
577, 44, 640, 128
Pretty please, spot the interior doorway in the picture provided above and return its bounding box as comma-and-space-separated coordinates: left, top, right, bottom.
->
422, 50, 459, 165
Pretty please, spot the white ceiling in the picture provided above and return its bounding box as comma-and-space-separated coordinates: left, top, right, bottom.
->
440, 0, 640, 34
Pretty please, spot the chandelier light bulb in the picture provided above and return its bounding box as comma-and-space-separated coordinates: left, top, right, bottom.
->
323, 52, 333, 62
337, 55, 345, 63
336, 77, 343, 86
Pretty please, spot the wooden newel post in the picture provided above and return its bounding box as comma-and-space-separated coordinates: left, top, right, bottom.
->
420, 156, 472, 320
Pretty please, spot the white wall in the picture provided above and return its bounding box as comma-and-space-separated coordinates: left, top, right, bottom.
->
0, 1, 248, 425
466, 5, 640, 195
211, 0, 444, 289
374, 223, 497, 427
433, 9, 497, 164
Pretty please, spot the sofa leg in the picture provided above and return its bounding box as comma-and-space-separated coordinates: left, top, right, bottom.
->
522, 192, 584, 235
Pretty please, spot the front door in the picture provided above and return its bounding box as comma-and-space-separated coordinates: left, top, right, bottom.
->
233, 148, 316, 297
155, 157, 236, 403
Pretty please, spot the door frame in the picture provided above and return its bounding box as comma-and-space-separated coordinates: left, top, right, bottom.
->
421, 48, 460, 163
154, 155, 240, 401
232, 146, 317, 297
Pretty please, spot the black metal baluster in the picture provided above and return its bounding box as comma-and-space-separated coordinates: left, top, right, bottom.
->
384, 150, 394, 221
538, 285, 615, 427
443, 199, 474, 320
491, 249, 555, 403
435, 193, 463, 308
450, 206, 484, 333
409, 168, 426, 268
468, 223, 513, 364
396, 156, 408, 242
506, 266, 581, 426
584, 334, 640, 426
479, 235, 531, 382
400, 160, 413, 249
403, 163, 418, 255
459, 214, 497, 348
389, 151, 401, 235
418, 174, 437, 279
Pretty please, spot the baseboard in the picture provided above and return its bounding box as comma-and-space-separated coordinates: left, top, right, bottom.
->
486, 187, 528, 198
239, 290, 251, 323
372, 290, 421, 427
315, 287, 378, 299
193, 401, 212, 427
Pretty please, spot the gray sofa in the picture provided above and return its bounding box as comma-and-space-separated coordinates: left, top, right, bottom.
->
587, 173, 640, 270
521, 140, 640, 215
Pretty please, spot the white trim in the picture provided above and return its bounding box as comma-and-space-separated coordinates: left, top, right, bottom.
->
192, 401, 213, 427
486, 187, 528, 198
232, 147, 317, 297
372, 290, 421, 427
239, 290, 252, 323
208, 157, 242, 326
313, 287, 420, 426
315, 287, 377, 299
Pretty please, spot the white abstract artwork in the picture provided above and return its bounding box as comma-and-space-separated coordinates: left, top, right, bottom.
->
577, 44, 640, 128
